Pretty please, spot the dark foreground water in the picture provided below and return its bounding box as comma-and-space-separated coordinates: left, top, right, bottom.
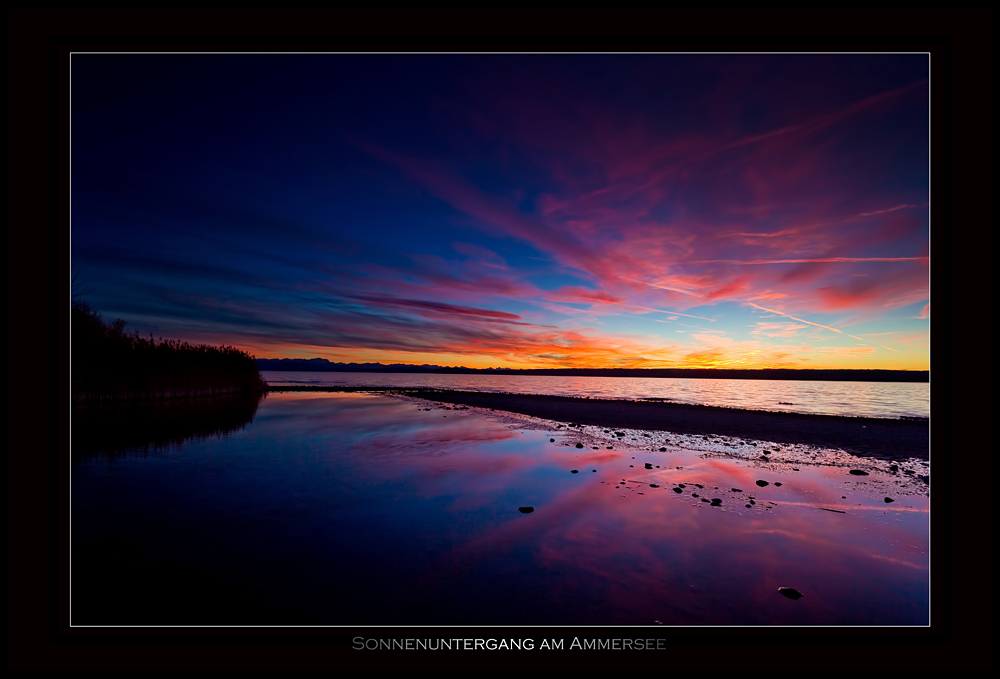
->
72, 392, 929, 626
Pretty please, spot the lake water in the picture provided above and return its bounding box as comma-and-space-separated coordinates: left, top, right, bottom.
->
72, 391, 929, 626
261, 372, 930, 420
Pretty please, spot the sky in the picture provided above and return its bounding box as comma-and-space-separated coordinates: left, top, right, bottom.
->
71, 53, 930, 370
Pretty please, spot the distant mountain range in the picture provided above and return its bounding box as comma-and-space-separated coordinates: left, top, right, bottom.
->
255, 358, 928, 382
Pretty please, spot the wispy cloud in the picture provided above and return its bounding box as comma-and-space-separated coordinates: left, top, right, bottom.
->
746, 302, 843, 334
751, 322, 809, 338
857, 203, 926, 218
691, 257, 928, 265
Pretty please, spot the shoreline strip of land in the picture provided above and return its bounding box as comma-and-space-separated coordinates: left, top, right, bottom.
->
266, 386, 928, 460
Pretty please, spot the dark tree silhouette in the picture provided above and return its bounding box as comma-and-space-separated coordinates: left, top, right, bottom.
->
72, 300, 266, 401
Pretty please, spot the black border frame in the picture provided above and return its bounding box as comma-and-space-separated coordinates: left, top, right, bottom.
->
8, 9, 991, 671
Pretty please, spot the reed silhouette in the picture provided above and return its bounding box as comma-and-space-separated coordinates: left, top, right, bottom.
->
72, 300, 266, 402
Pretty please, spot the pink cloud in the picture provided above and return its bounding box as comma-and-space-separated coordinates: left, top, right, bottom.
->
542, 286, 625, 306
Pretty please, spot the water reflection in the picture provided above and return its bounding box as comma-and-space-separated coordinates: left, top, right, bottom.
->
72, 391, 266, 460
72, 392, 928, 626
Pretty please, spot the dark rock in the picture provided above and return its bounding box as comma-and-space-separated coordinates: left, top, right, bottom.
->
760, 455, 769, 460
575, 443, 584, 448
849, 470, 869, 476
746, 504, 752, 508
774, 482, 782, 487
644, 463, 653, 469
649, 484, 659, 488
659, 447, 667, 452
732, 488, 743, 492
884, 497, 894, 503
710, 498, 722, 506
756, 480, 769, 487
550, 438, 555, 442
518, 507, 534, 513
889, 464, 899, 472
571, 470, 579, 474
701, 498, 710, 502
778, 587, 803, 600
692, 493, 699, 497
918, 475, 929, 484
592, 469, 597, 472
672, 488, 683, 494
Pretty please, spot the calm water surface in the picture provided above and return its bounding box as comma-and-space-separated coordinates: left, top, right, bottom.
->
262, 372, 929, 419
72, 392, 929, 626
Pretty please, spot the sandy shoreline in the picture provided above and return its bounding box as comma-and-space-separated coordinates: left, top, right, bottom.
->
267, 386, 928, 461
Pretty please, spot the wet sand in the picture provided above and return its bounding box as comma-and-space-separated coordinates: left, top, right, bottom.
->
267, 386, 928, 460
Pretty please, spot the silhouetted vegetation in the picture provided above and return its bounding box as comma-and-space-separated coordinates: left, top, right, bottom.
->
73, 301, 266, 402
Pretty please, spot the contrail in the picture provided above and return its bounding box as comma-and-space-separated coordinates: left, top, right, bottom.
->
746, 303, 896, 352
691, 257, 928, 265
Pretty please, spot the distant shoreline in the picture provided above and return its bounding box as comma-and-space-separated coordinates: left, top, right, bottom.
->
267, 386, 929, 461
257, 364, 928, 382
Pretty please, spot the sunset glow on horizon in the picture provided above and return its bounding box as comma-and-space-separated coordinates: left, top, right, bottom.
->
72, 54, 930, 370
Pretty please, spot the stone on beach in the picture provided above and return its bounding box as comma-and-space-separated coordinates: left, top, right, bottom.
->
778, 587, 804, 600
